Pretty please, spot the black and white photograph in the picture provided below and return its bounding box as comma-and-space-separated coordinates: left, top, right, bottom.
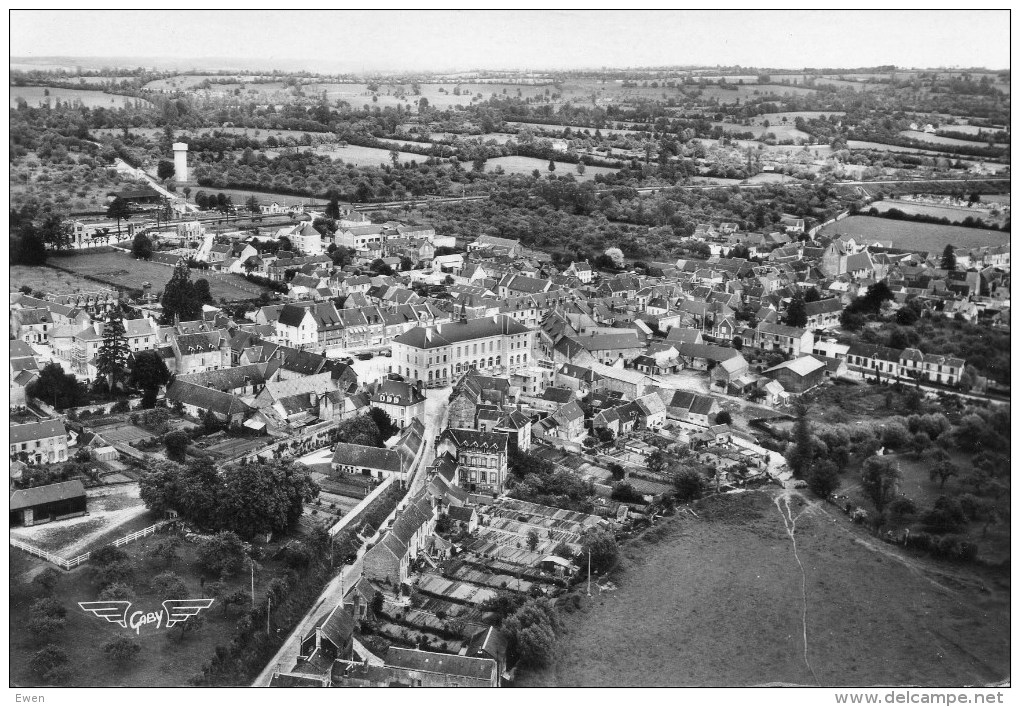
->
7, 8, 1011, 701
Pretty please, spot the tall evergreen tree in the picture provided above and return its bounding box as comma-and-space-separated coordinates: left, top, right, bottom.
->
94, 310, 131, 392
160, 258, 203, 324
784, 292, 808, 327
940, 244, 957, 271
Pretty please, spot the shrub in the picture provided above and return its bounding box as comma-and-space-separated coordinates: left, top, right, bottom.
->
99, 582, 135, 601
103, 635, 141, 666
32, 568, 61, 596
151, 572, 188, 600
29, 645, 70, 683
672, 469, 706, 502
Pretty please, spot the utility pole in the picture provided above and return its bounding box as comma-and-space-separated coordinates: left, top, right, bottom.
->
586, 549, 592, 597
267, 595, 271, 636
250, 562, 255, 608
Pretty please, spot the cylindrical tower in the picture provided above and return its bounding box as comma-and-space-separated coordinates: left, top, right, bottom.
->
172, 142, 189, 182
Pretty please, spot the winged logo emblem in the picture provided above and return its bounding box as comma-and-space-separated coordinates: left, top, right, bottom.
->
163, 599, 215, 627
78, 600, 131, 628
79, 599, 214, 633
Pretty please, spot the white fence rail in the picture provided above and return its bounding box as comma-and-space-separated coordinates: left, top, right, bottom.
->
10, 521, 167, 570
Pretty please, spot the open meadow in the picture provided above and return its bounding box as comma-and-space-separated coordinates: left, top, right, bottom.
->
479, 155, 617, 181
518, 490, 1009, 687
10, 86, 150, 109
43, 252, 270, 301
10, 265, 109, 296
868, 199, 1009, 227
899, 131, 1009, 149
818, 215, 1008, 252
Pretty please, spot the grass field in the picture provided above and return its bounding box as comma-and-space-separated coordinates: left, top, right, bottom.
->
846, 141, 971, 158
518, 490, 1009, 687
818, 215, 1008, 252
10, 265, 108, 295
899, 131, 1009, 149
43, 252, 269, 301
10, 86, 150, 109
869, 200, 1009, 226
480, 156, 617, 181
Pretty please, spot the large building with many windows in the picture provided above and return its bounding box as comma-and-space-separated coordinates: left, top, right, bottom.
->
390, 314, 536, 387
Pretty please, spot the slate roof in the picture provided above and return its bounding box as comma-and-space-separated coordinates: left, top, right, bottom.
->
10, 480, 86, 511
385, 648, 497, 682
439, 428, 509, 453
166, 380, 253, 417
392, 315, 529, 350
331, 443, 404, 473
10, 419, 67, 444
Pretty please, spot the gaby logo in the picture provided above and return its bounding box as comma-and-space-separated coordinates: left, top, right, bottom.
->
78, 600, 215, 635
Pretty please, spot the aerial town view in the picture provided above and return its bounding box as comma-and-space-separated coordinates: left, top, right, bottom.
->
7, 9, 1011, 701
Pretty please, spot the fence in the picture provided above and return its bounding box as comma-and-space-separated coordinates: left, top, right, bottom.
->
10, 521, 168, 571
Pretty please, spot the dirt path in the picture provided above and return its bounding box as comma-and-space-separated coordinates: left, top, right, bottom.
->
772, 490, 821, 686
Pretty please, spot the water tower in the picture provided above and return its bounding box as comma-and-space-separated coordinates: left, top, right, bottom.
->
173, 142, 189, 182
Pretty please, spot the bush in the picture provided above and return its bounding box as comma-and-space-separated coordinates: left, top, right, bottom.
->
111, 400, 131, 414
922, 496, 967, 534
672, 469, 706, 502
32, 568, 61, 596
99, 582, 135, 601
151, 571, 188, 600
103, 635, 141, 666
197, 532, 246, 578
29, 645, 70, 683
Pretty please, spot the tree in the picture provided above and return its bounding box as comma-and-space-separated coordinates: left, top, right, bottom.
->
183, 186, 191, 202
607, 463, 626, 481
603, 247, 625, 269
527, 529, 539, 551
548, 159, 556, 172
151, 535, 182, 567
160, 258, 203, 324
27, 363, 86, 410
197, 531, 246, 578
804, 287, 821, 303
784, 292, 808, 327
715, 411, 733, 426
940, 244, 957, 271
131, 232, 153, 260
163, 430, 191, 462
785, 403, 815, 478
245, 195, 260, 214
103, 636, 141, 666
216, 460, 318, 538
151, 571, 188, 600
94, 310, 131, 392
371, 591, 385, 618
28, 598, 67, 642
672, 468, 706, 502
29, 645, 70, 683
861, 457, 901, 517
325, 195, 341, 220
807, 459, 841, 499
98, 582, 135, 601
193, 278, 213, 304
106, 197, 132, 235
928, 455, 958, 490
11, 224, 48, 265
128, 350, 171, 407
157, 160, 176, 182
32, 568, 61, 596
646, 449, 666, 474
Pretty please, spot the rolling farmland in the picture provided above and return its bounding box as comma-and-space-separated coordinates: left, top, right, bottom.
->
819, 215, 1008, 251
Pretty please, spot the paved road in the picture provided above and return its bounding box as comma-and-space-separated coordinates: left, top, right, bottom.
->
251, 388, 450, 686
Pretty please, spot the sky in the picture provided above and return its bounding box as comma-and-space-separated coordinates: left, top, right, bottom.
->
9, 10, 1012, 74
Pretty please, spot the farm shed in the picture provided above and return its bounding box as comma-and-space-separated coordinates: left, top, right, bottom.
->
92, 446, 119, 462
10, 480, 87, 527
763, 356, 827, 395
